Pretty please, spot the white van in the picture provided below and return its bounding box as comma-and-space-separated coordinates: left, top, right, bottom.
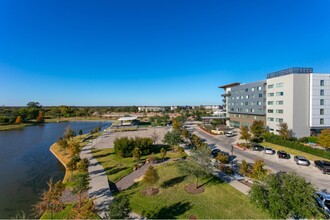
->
225, 131, 234, 137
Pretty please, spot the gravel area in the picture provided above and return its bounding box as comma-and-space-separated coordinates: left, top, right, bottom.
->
93, 127, 170, 150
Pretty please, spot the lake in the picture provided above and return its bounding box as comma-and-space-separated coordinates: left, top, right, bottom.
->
0, 121, 111, 218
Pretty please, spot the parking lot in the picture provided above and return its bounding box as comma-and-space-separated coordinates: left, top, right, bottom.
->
186, 123, 330, 191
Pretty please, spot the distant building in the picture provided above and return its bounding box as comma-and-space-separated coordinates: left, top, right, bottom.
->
138, 106, 166, 112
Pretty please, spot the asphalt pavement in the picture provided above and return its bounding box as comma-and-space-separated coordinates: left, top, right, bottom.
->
186, 123, 330, 191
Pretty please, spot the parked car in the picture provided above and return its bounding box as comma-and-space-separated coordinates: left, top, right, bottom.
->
277, 150, 290, 159
211, 148, 221, 157
252, 144, 265, 151
225, 131, 234, 137
314, 160, 330, 174
316, 191, 330, 217
264, 147, 275, 155
294, 156, 310, 166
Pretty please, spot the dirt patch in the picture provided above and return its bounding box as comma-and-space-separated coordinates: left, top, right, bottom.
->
61, 188, 88, 203
185, 183, 204, 194
142, 187, 159, 196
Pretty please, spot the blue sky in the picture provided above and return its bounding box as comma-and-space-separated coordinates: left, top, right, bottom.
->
1, 0, 330, 106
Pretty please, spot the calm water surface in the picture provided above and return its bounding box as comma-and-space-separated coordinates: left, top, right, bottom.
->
0, 121, 111, 218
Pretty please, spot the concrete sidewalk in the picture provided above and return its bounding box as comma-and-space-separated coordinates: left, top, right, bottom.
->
80, 132, 113, 219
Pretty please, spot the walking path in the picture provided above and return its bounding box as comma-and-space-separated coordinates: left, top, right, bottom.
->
116, 163, 150, 191
80, 131, 113, 219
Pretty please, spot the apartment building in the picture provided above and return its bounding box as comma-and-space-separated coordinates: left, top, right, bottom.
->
220, 67, 330, 138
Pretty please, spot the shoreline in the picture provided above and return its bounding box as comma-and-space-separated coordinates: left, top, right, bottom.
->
50, 143, 71, 183
0, 118, 114, 131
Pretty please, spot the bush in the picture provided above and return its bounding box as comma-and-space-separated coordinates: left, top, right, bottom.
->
263, 132, 330, 160
114, 137, 153, 158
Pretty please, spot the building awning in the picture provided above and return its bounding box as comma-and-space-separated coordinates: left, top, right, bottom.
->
218, 82, 240, 89
118, 116, 138, 121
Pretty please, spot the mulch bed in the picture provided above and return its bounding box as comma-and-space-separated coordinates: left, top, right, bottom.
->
185, 183, 204, 194
142, 187, 159, 196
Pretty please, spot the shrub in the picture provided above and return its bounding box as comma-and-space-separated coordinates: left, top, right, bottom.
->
114, 137, 153, 158
77, 158, 89, 172
263, 132, 330, 160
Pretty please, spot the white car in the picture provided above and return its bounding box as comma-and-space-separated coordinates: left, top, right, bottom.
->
294, 156, 310, 166
264, 147, 275, 155
225, 131, 234, 137
316, 191, 330, 217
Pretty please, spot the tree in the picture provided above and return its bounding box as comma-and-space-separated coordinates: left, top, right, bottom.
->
150, 130, 159, 145
177, 149, 212, 189
72, 173, 90, 208
132, 147, 141, 161
68, 141, 81, 157
181, 129, 190, 139
36, 111, 44, 123
239, 160, 250, 176
64, 126, 76, 140
78, 129, 83, 136
215, 153, 229, 164
108, 196, 131, 219
163, 131, 181, 149
318, 129, 330, 149
27, 101, 41, 108
250, 172, 324, 219
240, 125, 251, 143
143, 165, 159, 186
15, 115, 24, 124
250, 120, 266, 142
160, 148, 167, 161
278, 122, 292, 140
69, 199, 96, 219
57, 137, 68, 154
250, 159, 267, 180
77, 158, 89, 172
34, 179, 64, 218
67, 157, 80, 176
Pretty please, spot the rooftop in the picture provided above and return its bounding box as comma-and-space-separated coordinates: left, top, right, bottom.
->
218, 82, 241, 89
267, 67, 313, 79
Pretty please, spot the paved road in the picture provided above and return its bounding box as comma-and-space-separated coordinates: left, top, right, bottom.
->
186, 123, 330, 191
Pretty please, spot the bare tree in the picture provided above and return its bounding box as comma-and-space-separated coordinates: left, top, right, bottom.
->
150, 130, 159, 145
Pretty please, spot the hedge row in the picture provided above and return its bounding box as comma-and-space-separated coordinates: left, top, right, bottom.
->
263, 133, 330, 160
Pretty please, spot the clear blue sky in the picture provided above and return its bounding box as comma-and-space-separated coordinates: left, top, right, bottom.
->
1, 0, 330, 106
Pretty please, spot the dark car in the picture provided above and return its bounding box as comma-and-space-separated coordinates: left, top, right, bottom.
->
252, 144, 265, 151
211, 148, 221, 157
314, 160, 330, 174
277, 150, 290, 159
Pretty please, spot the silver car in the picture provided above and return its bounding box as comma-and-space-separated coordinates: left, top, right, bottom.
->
294, 156, 310, 166
316, 191, 330, 217
264, 147, 275, 155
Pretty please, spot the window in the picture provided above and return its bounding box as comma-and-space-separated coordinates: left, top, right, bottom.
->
245, 88, 248, 92
251, 88, 255, 91
267, 117, 274, 122
246, 95, 249, 99
321, 90, 324, 96
258, 94, 263, 98
276, 118, 284, 123
321, 99, 325, 105
254, 116, 258, 119
250, 109, 255, 113
268, 84, 274, 89
320, 118, 324, 125
240, 96, 243, 99
245, 109, 249, 112
268, 93, 274, 97
268, 101, 274, 105
276, 109, 284, 114
268, 109, 274, 113
257, 101, 262, 105
276, 83, 284, 88
320, 109, 324, 115
257, 86, 262, 91
321, 80, 325, 86
252, 94, 256, 98
276, 101, 284, 105
245, 102, 248, 105
276, 92, 284, 96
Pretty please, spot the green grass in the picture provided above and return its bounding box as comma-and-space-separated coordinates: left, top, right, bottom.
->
92, 147, 185, 183
0, 123, 34, 131
262, 141, 325, 161
41, 204, 74, 219
121, 162, 270, 219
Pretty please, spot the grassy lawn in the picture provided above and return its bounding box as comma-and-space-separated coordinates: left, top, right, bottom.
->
41, 203, 99, 219
0, 123, 35, 131
121, 162, 269, 219
262, 141, 325, 161
92, 147, 185, 183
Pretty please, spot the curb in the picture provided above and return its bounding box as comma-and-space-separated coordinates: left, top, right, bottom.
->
232, 143, 247, 151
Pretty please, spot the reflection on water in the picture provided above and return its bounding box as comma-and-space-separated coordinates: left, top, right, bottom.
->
0, 121, 111, 218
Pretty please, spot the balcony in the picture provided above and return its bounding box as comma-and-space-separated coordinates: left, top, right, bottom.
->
221, 92, 231, 97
